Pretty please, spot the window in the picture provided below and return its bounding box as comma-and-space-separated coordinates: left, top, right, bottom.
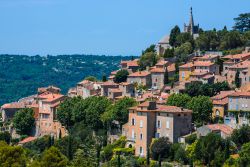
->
216, 110, 220, 117
166, 120, 170, 129
155, 133, 160, 138
140, 133, 143, 140
182, 72, 185, 79
139, 147, 143, 155
132, 129, 135, 139
140, 120, 143, 128
132, 118, 136, 126
157, 120, 161, 128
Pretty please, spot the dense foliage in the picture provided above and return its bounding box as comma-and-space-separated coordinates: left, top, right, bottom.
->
13, 108, 35, 136
114, 69, 129, 83
0, 54, 131, 105
185, 81, 231, 97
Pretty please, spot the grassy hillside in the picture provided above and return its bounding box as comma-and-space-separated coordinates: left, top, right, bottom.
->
0, 54, 131, 105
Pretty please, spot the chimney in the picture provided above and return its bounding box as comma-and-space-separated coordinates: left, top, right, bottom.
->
148, 101, 156, 110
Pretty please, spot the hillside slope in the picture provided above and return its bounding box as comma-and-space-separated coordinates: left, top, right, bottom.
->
0, 54, 131, 105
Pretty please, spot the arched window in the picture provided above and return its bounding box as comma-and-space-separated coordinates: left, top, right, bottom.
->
216, 109, 220, 117
132, 118, 135, 125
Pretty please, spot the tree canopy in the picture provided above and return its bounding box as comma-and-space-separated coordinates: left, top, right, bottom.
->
13, 108, 35, 135
233, 13, 250, 32
138, 52, 158, 70
114, 69, 129, 83
84, 76, 98, 82
169, 25, 181, 47
166, 93, 192, 108
187, 96, 213, 126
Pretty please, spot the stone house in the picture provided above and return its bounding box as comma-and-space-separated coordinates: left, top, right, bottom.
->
197, 124, 233, 139
127, 71, 152, 88
101, 81, 119, 97
211, 90, 236, 118
225, 91, 250, 128
122, 101, 192, 157
179, 61, 219, 82
120, 60, 139, 73
36, 92, 67, 138
222, 52, 250, 76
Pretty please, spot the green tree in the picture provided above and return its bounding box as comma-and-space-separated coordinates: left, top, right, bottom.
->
166, 93, 192, 108
57, 97, 82, 128
40, 146, 69, 167
84, 96, 112, 131
114, 69, 129, 83
102, 75, 107, 82
13, 108, 35, 135
84, 76, 98, 82
175, 32, 194, 47
174, 42, 193, 62
169, 25, 181, 47
194, 133, 230, 166
138, 52, 158, 70
233, 13, 250, 32
164, 68, 169, 85
70, 149, 95, 167
187, 96, 213, 126
220, 31, 244, 50
0, 132, 11, 144
142, 44, 156, 55
231, 125, 250, 147
150, 137, 171, 166
0, 141, 26, 167
238, 142, 250, 166
102, 97, 136, 130
235, 70, 241, 88
163, 48, 174, 58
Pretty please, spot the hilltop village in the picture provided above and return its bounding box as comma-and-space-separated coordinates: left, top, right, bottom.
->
1, 8, 250, 167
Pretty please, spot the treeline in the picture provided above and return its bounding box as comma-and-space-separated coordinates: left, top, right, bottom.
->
164, 12, 250, 62
0, 54, 132, 105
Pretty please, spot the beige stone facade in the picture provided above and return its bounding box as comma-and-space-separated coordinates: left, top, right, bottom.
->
122, 101, 192, 157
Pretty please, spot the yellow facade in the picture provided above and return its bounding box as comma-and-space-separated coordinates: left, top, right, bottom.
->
179, 69, 192, 82
212, 105, 225, 118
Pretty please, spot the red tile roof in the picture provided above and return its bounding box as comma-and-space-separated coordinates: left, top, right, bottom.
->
19, 136, 37, 144
128, 71, 151, 77
229, 91, 250, 97
157, 105, 192, 113
212, 91, 236, 100
229, 60, 250, 69
150, 67, 165, 73
101, 81, 119, 86
223, 52, 250, 60
207, 124, 233, 135
1, 102, 25, 109
38, 93, 64, 102
121, 60, 139, 67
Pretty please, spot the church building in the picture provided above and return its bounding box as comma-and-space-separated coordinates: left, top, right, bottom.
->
184, 7, 199, 37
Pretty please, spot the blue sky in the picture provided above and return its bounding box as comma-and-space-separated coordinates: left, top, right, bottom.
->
0, 0, 249, 56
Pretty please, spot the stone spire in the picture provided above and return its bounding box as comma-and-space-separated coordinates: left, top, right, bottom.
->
189, 7, 194, 35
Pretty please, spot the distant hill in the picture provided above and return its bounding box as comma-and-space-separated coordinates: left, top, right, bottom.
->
0, 54, 132, 105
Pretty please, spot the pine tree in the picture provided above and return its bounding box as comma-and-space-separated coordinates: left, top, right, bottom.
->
102, 75, 107, 82
164, 67, 169, 85
235, 70, 241, 88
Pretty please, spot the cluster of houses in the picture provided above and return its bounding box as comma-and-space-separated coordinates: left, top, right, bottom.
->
0, 86, 67, 141
1, 7, 250, 157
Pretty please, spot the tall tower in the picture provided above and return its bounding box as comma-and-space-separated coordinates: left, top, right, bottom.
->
189, 7, 194, 35
184, 7, 199, 36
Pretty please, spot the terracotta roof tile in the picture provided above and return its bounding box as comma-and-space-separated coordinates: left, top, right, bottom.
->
207, 124, 233, 135
223, 52, 250, 60
19, 136, 37, 144
128, 71, 151, 77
